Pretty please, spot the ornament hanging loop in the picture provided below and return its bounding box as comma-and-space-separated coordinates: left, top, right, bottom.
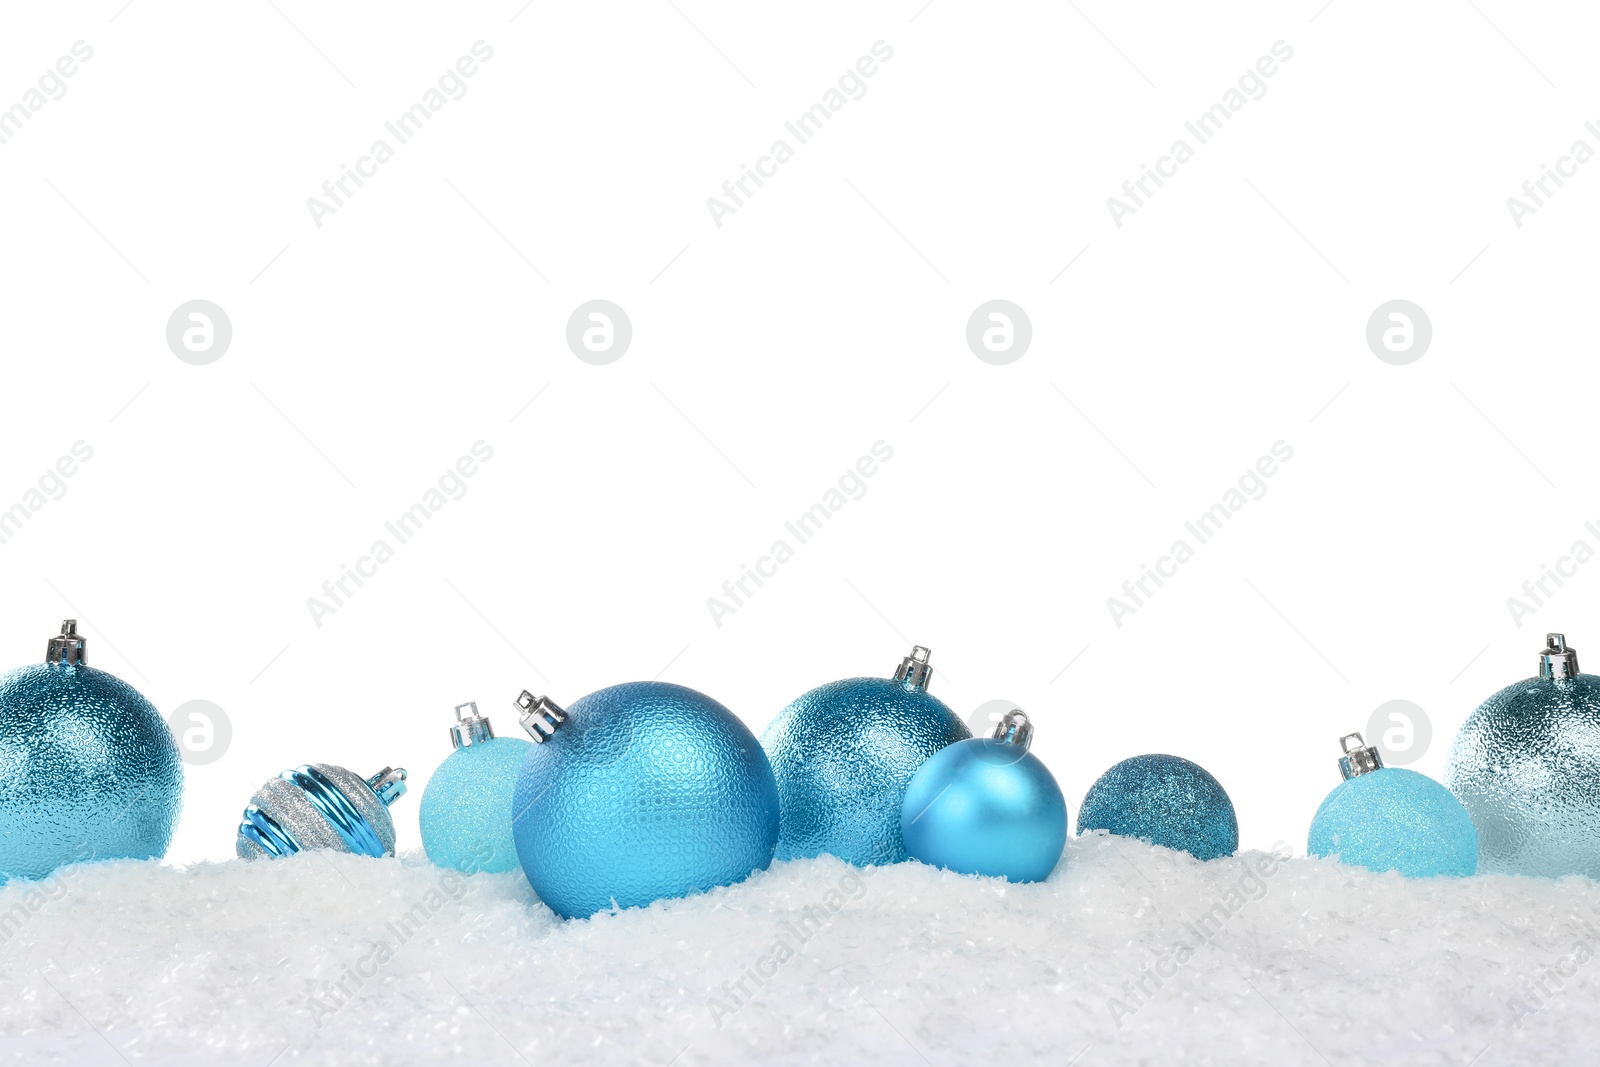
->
448, 701, 495, 749
1337, 732, 1384, 780
46, 619, 87, 666
894, 645, 934, 691
366, 766, 408, 806
991, 708, 1034, 751
1541, 633, 1580, 681
516, 690, 568, 742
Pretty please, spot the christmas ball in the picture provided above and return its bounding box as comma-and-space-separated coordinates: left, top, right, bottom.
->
238, 764, 407, 859
901, 708, 1068, 882
761, 646, 970, 866
419, 701, 533, 874
1077, 753, 1237, 861
511, 681, 779, 919
1309, 733, 1477, 877
1447, 633, 1600, 877
0, 621, 183, 883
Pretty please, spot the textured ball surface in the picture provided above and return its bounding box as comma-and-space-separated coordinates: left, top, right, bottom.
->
512, 681, 779, 919
236, 764, 397, 859
1447, 672, 1600, 877
1077, 754, 1237, 861
420, 737, 530, 874
0, 663, 183, 883
1309, 768, 1477, 878
762, 677, 970, 866
900, 738, 1068, 882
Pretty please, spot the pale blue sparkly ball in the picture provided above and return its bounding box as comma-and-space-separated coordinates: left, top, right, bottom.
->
1077, 754, 1237, 861
1447, 671, 1600, 877
762, 677, 970, 866
901, 738, 1068, 882
0, 663, 183, 883
1308, 767, 1477, 878
511, 682, 779, 919
420, 736, 531, 874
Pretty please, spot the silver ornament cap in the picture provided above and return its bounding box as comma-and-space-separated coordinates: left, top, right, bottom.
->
990, 708, 1034, 751
893, 645, 934, 691
46, 619, 87, 666
515, 689, 567, 742
237, 763, 408, 859
1337, 732, 1384, 780
1540, 633, 1580, 681
448, 701, 495, 749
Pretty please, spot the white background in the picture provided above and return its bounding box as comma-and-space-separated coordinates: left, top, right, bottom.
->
1, 0, 1594, 868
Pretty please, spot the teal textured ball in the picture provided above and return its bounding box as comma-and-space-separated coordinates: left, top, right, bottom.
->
420, 735, 531, 874
512, 682, 779, 919
0, 623, 183, 884
1309, 766, 1477, 878
761, 648, 970, 866
1077, 753, 1238, 861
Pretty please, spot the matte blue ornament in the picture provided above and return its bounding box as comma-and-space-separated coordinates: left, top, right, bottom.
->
511, 682, 780, 919
901, 708, 1068, 882
1309, 732, 1476, 878
419, 702, 533, 874
1447, 633, 1600, 877
0, 621, 184, 883
1077, 753, 1238, 861
761, 646, 971, 866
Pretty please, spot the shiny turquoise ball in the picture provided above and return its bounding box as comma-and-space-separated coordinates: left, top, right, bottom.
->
419, 736, 531, 874
1309, 767, 1477, 878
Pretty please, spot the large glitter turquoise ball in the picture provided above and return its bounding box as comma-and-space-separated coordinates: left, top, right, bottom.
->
1077, 754, 1237, 861
761, 670, 970, 865
0, 662, 183, 883
900, 738, 1068, 882
1447, 638, 1600, 877
1308, 768, 1477, 877
511, 682, 779, 919
420, 736, 531, 874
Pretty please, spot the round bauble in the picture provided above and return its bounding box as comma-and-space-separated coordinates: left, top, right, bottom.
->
1309, 733, 1476, 878
419, 701, 533, 874
901, 708, 1067, 882
511, 681, 779, 919
761, 646, 970, 866
238, 764, 407, 859
1077, 753, 1237, 861
0, 621, 183, 883
1447, 633, 1600, 877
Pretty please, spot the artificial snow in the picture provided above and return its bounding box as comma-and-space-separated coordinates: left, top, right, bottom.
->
2, 835, 1598, 1065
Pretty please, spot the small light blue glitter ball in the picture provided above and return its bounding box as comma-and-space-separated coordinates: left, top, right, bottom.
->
1077, 754, 1238, 861
762, 673, 970, 866
901, 738, 1068, 883
1309, 768, 1477, 878
0, 662, 183, 884
512, 682, 780, 919
419, 736, 532, 874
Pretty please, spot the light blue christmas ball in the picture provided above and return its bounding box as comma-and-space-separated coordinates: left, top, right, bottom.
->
1447, 634, 1600, 877
901, 711, 1067, 882
1309, 765, 1477, 878
1077, 753, 1237, 861
511, 681, 779, 919
761, 647, 970, 866
420, 704, 531, 874
0, 623, 183, 884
